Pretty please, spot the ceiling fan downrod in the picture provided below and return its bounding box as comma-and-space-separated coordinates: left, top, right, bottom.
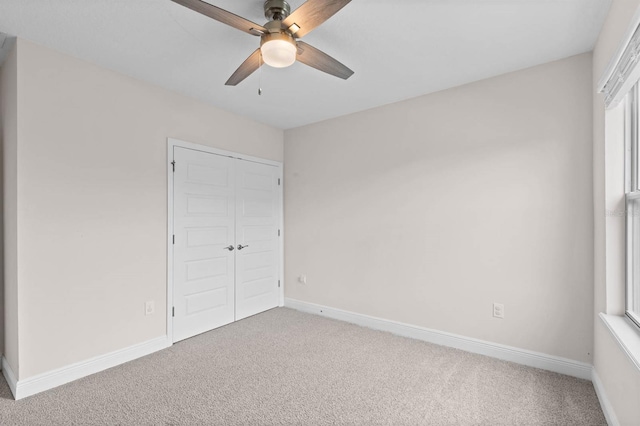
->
264, 0, 291, 21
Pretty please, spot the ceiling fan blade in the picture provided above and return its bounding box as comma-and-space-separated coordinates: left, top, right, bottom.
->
296, 41, 354, 80
171, 0, 267, 36
225, 49, 263, 86
282, 0, 351, 38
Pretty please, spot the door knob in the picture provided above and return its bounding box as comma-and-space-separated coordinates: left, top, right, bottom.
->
237, 244, 249, 250
223, 245, 235, 251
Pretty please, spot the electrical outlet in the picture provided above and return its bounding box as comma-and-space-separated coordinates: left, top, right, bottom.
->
145, 301, 155, 316
298, 274, 307, 284
493, 303, 504, 319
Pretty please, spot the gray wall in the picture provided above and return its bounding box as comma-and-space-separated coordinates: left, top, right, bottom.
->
13, 39, 283, 379
0, 41, 17, 375
284, 53, 594, 363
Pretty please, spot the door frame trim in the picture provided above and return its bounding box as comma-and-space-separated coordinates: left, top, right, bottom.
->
166, 138, 284, 344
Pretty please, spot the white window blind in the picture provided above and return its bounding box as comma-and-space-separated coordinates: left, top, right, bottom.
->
599, 11, 640, 109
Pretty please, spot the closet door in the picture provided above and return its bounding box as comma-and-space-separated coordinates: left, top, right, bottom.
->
234, 159, 281, 320
173, 147, 236, 342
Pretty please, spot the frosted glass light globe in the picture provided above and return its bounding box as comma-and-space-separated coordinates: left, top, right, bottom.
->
260, 37, 296, 68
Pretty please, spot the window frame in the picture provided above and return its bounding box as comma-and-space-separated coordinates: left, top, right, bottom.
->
626, 83, 640, 329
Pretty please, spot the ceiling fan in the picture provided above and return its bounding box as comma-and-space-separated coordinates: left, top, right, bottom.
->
171, 0, 354, 86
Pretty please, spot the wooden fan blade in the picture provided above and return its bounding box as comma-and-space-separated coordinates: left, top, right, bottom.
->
296, 41, 354, 80
171, 0, 266, 36
225, 49, 263, 86
282, 0, 351, 38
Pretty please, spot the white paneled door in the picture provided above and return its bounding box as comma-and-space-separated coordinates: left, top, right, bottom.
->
173, 147, 236, 342
235, 160, 281, 320
172, 146, 281, 342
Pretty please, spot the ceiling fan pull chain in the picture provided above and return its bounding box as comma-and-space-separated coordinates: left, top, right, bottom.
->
258, 53, 263, 96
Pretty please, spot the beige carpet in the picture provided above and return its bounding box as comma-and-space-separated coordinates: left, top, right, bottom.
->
0, 308, 605, 425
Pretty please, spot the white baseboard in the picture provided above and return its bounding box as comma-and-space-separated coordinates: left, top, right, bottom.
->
2, 336, 170, 400
2, 357, 18, 397
592, 367, 620, 426
285, 298, 593, 380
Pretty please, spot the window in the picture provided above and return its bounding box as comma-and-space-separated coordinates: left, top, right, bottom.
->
626, 82, 640, 327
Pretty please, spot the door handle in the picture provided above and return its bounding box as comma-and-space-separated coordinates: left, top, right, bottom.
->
223, 245, 235, 251
237, 244, 249, 250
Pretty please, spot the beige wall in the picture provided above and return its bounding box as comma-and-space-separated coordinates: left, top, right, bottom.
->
284, 53, 594, 363
593, 0, 640, 424
14, 39, 283, 379
0, 42, 18, 375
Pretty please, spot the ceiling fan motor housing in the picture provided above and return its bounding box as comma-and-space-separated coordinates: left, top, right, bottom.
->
264, 0, 291, 21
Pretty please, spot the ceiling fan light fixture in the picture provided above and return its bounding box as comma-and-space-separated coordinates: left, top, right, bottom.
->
260, 33, 297, 68
170, 0, 354, 85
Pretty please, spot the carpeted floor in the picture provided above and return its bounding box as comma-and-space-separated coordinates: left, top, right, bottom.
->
0, 308, 605, 425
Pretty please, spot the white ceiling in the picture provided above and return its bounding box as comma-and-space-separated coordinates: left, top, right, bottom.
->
0, 0, 611, 129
